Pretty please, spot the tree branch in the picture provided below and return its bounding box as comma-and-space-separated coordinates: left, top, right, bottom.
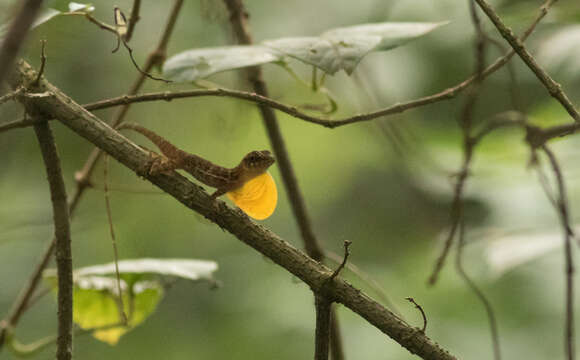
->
75, 0, 184, 193
0, 0, 556, 136
124, 0, 142, 42
222, 0, 326, 261
456, 222, 501, 360
315, 296, 332, 360
474, 0, 580, 123
8, 59, 458, 360
222, 1, 342, 358
0, 0, 43, 86
541, 145, 575, 360
32, 120, 73, 360
0, 1, 185, 351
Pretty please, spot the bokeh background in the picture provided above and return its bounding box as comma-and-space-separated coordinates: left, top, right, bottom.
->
2, 0, 580, 359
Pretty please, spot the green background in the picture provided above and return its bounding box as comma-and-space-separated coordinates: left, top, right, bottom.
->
2, 0, 580, 359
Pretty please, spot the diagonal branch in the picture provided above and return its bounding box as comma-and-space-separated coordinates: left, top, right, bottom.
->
32, 120, 73, 360
0, 0, 559, 136
0, 0, 185, 351
221, 1, 343, 359
474, 0, 580, 123
8, 58, 458, 360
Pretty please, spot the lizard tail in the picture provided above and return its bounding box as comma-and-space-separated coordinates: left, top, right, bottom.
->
117, 123, 181, 159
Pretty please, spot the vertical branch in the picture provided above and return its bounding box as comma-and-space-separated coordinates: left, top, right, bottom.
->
222, 0, 324, 261
103, 156, 127, 324
541, 145, 575, 360
76, 0, 184, 189
33, 120, 73, 360
456, 221, 501, 360
221, 2, 344, 359
0, 0, 185, 351
0, 0, 43, 86
124, 0, 142, 42
314, 296, 332, 360
429, 0, 487, 285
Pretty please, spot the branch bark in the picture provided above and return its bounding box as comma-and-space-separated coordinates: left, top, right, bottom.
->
8, 59, 458, 360
474, 0, 580, 123
0, 1, 185, 351
32, 120, 73, 360
221, 1, 341, 358
314, 296, 332, 360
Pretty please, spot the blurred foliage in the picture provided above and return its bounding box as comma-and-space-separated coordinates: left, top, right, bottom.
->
1, 0, 580, 359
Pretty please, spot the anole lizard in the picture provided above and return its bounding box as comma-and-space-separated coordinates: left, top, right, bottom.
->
118, 123, 278, 219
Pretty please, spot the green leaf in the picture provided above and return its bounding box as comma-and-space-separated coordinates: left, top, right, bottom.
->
72, 277, 163, 345
163, 45, 281, 82
265, 22, 448, 75
44, 258, 218, 345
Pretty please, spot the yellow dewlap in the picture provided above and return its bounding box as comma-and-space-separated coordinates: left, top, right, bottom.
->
226, 172, 277, 220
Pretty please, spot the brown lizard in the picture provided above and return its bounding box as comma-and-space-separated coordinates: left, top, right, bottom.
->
118, 123, 275, 198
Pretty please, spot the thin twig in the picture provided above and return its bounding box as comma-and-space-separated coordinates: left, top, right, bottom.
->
33, 120, 73, 360
326, 250, 401, 317
74, 0, 183, 192
314, 296, 332, 360
222, 2, 343, 358
482, 34, 522, 111
0, 0, 43, 86
428, 0, 488, 286
103, 156, 128, 324
0, 87, 24, 106
329, 241, 352, 281
33, 40, 47, 86
541, 145, 575, 360
456, 221, 501, 360
535, 159, 559, 210
474, 0, 580, 123
0, 0, 557, 135
222, 0, 326, 260
121, 40, 171, 83
22, 287, 51, 313
9, 58, 460, 360
67, 12, 117, 34
0, 0, 185, 351
472, 114, 526, 144
405, 297, 427, 332
124, 0, 142, 42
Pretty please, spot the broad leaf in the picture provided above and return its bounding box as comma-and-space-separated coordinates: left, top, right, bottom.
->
163, 45, 281, 82
264, 22, 448, 75
44, 258, 218, 345
74, 258, 218, 282
72, 277, 162, 345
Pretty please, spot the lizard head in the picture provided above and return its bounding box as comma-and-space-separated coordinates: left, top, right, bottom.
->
240, 150, 275, 175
